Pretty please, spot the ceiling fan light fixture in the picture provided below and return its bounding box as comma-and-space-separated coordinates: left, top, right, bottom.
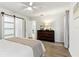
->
29, 2, 33, 6
27, 7, 32, 11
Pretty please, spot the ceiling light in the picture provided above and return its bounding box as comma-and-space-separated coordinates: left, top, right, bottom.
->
29, 2, 33, 6
27, 7, 32, 11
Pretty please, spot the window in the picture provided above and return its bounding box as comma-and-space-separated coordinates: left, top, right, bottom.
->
15, 18, 24, 37
3, 15, 15, 39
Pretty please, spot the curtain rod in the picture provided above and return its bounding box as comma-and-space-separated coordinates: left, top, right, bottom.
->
1, 12, 24, 20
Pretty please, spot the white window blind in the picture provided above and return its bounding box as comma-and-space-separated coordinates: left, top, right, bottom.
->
3, 15, 15, 39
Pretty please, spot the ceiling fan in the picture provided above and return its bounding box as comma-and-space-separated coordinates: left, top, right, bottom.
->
22, 2, 37, 11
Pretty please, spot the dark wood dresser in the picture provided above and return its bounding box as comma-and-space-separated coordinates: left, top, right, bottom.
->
37, 30, 55, 42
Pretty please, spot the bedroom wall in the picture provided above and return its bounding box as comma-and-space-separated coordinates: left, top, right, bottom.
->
0, 14, 3, 39
69, 3, 79, 57
32, 13, 64, 42
54, 15, 64, 42
0, 7, 27, 39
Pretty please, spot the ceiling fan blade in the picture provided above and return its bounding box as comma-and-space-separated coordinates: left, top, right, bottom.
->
32, 6, 38, 10
21, 2, 37, 11
23, 8, 28, 11
32, 6, 37, 9
29, 2, 33, 6
23, 7, 33, 11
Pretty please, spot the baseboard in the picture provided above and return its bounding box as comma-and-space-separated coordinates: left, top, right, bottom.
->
55, 41, 64, 43
69, 48, 72, 57
55, 40, 64, 43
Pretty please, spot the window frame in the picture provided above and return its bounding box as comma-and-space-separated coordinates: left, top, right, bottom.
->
3, 14, 15, 39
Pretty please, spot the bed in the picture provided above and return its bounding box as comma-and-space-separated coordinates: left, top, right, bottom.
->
0, 37, 46, 57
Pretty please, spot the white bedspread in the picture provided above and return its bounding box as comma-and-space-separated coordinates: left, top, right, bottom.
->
6, 37, 46, 57
0, 39, 33, 57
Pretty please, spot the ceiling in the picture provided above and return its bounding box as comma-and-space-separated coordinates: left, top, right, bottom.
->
0, 2, 72, 17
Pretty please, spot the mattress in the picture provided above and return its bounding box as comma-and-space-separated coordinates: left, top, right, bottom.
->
6, 37, 46, 57
0, 39, 33, 57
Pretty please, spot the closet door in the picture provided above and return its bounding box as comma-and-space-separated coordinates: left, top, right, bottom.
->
15, 18, 24, 37
26, 20, 36, 39
32, 21, 36, 39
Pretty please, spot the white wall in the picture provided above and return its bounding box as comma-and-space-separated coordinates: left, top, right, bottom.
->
33, 13, 64, 42
69, 3, 79, 57
0, 14, 3, 39
54, 15, 64, 42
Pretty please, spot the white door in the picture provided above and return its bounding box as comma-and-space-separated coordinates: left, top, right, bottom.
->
32, 21, 36, 39
26, 20, 36, 39
15, 18, 24, 37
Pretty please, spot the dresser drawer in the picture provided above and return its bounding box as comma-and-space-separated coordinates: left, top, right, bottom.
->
37, 30, 55, 42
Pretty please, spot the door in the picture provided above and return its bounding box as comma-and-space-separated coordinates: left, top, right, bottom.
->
32, 21, 36, 39
26, 20, 36, 39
